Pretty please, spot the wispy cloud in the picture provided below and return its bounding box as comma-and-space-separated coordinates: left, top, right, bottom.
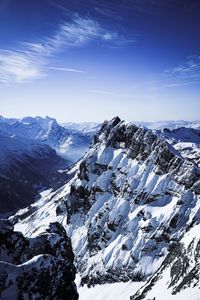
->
141, 55, 200, 91
89, 89, 150, 99
49, 66, 86, 73
0, 15, 127, 84
164, 56, 200, 82
89, 89, 115, 96
0, 50, 46, 84
24, 15, 128, 56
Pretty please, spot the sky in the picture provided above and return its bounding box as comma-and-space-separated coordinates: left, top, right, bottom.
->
0, 0, 200, 122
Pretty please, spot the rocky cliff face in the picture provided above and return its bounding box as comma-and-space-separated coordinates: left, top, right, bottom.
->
12, 117, 200, 291
0, 219, 78, 300
131, 221, 200, 300
156, 127, 200, 167
65, 117, 200, 285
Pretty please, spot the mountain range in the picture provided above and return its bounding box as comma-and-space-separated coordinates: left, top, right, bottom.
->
0, 116, 99, 163
0, 116, 199, 299
0, 116, 99, 215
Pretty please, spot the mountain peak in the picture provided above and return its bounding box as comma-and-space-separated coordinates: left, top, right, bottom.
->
110, 116, 121, 126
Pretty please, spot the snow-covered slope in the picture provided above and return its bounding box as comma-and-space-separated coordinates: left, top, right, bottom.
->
76, 274, 144, 300
0, 116, 98, 163
62, 122, 100, 134
60, 122, 100, 163
131, 222, 200, 300
0, 219, 78, 299
12, 117, 200, 295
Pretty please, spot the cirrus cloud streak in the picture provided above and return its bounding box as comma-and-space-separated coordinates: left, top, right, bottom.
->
0, 16, 129, 84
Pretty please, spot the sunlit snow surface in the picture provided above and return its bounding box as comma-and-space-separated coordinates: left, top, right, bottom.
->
75, 275, 144, 300
133, 224, 200, 300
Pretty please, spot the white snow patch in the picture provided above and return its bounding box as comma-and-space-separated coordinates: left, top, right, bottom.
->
76, 275, 145, 300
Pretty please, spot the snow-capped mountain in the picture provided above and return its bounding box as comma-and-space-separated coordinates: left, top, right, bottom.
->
0, 116, 67, 145
156, 127, 200, 167
0, 219, 78, 299
0, 116, 98, 215
62, 122, 100, 134
0, 116, 98, 163
136, 120, 200, 130
11, 117, 200, 299
0, 130, 68, 215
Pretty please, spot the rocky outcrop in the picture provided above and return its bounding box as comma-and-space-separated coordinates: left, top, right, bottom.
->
0, 219, 78, 300
130, 222, 200, 300
157, 127, 200, 167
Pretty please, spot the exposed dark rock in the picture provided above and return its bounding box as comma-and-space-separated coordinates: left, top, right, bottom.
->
169, 214, 179, 228
131, 225, 200, 300
0, 219, 78, 300
77, 160, 89, 181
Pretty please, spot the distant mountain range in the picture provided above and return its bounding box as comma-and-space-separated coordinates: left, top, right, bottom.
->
0, 116, 100, 163
0, 116, 99, 214
135, 120, 200, 130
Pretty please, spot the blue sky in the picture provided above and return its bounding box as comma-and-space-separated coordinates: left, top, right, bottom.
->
0, 0, 200, 122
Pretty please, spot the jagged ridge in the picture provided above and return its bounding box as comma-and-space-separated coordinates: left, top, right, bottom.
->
12, 117, 200, 290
